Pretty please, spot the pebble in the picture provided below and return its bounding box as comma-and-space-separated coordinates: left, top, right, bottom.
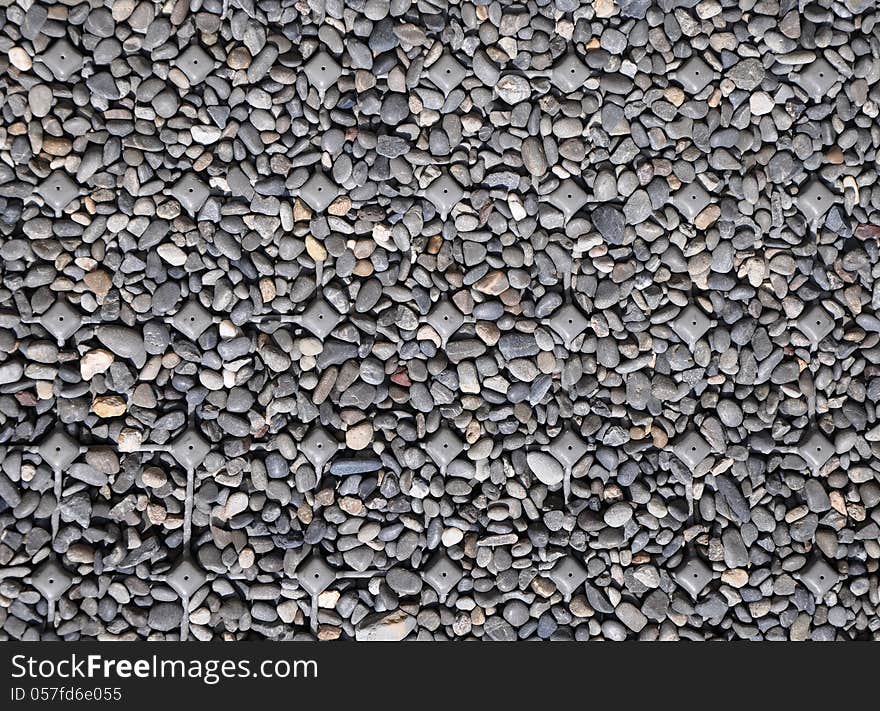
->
527, 451, 565, 487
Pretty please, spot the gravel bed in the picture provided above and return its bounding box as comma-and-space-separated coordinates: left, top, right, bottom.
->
1, 0, 879, 641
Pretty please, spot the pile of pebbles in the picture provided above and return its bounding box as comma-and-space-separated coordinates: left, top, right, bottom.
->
1, 0, 880, 642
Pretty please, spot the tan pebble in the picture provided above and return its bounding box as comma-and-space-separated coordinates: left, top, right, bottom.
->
293, 199, 312, 221
328, 195, 351, 216
277, 600, 299, 623
227, 47, 251, 69
694, 204, 721, 229
315, 488, 335, 506
353, 259, 374, 276
318, 590, 341, 609
259, 278, 276, 303
721, 569, 749, 588
117, 428, 143, 452
66, 543, 95, 564
426, 233, 444, 254
317, 625, 341, 641
825, 146, 844, 164
111, 0, 136, 20
346, 421, 373, 450
305, 234, 327, 262
339, 496, 365, 516
537, 351, 557, 373
142, 466, 167, 488
570, 595, 593, 618
475, 321, 501, 346
9, 47, 32, 71
297, 503, 314, 524
83, 270, 113, 298
80, 349, 114, 380
651, 426, 669, 449
352, 239, 376, 259
218, 320, 238, 338
593, 0, 617, 18
92, 395, 127, 418
146, 503, 167, 524
42, 136, 71, 156
474, 270, 509, 295
531, 576, 556, 598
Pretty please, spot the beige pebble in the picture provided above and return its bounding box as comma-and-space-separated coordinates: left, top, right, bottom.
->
593, 0, 618, 18
117, 428, 143, 452
749, 91, 774, 115
721, 569, 749, 588
80, 349, 114, 380
305, 234, 327, 262
318, 590, 341, 609
346, 421, 373, 450
9, 47, 31, 71
259, 277, 277, 303
224, 491, 249, 518
92, 395, 127, 418
83, 270, 112, 298
441, 527, 464, 546
278, 600, 299, 624
157, 243, 187, 266
142, 466, 167, 488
